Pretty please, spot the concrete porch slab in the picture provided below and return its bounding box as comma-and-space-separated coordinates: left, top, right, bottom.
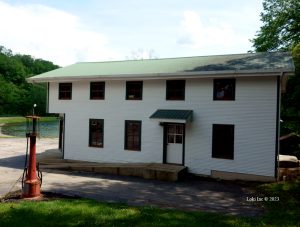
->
37, 149, 187, 181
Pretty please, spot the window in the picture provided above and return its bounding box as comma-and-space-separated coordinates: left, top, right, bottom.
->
126, 81, 143, 100
89, 119, 104, 148
59, 83, 72, 100
213, 79, 235, 100
125, 120, 141, 151
212, 124, 234, 159
90, 82, 105, 99
167, 124, 183, 144
166, 80, 185, 100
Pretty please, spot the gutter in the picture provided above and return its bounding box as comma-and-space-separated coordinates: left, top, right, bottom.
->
26, 69, 293, 83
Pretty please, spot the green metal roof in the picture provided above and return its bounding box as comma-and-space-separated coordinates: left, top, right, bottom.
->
28, 52, 294, 82
150, 109, 193, 123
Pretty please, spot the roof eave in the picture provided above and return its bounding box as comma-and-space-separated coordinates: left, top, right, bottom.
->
27, 68, 294, 83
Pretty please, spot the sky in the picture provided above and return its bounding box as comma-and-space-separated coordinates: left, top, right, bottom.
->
0, 0, 264, 66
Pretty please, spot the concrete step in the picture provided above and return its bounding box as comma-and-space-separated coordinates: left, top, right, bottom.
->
37, 150, 187, 181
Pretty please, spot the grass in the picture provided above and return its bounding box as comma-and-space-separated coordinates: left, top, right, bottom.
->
0, 181, 299, 226
0, 116, 57, 124
0, 199, 250, 227
255, 180, 300, 226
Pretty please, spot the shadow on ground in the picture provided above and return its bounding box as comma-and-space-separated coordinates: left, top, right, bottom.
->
43, 171, 265, 217
0, 154, 26, 169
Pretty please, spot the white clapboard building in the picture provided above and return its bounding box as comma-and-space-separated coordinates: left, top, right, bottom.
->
28, 52, 294, 181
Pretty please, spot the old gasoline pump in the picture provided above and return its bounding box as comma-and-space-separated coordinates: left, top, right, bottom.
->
22, 111, 42, 198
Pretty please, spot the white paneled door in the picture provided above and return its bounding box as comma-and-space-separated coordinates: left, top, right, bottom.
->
166, 124, 183, 164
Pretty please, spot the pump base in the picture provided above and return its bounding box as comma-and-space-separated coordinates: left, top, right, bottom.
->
22, 179, 41, 199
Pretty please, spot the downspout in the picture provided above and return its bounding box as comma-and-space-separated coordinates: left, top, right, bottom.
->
275, 74, 282, 181
46, 82, 49, 113
62, 113, 65, 159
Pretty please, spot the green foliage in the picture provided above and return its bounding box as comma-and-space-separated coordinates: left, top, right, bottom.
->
257, 181, 300, 226
0, 46, 59, 116
0, 55, 26, 84
252, 0, 300, 52
252, 0, 300, 134
282, 44, 300, 112
0, 116, 57, 124
281, 44, 300, 134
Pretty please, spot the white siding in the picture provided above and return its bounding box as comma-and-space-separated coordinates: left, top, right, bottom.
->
48, 76, 278, 177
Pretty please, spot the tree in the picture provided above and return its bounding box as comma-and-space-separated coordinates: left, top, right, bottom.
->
282, 44, 300, 113
0, 46, 58, 116
252, 0, 300, 134
0, 54, 27, 84
252, 0, 300, 52
127, 49, 158, 60
0, 46, 13, 57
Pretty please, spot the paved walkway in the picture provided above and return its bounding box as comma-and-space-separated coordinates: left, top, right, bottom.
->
0, 138, 264, 217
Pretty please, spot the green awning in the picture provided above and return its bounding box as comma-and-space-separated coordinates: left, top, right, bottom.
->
150, 109, 193, 123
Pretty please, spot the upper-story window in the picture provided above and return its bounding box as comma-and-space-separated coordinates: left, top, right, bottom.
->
126, 81, 143, 100
213, 79, 235, 101
166, 80, 185, 100
90, 82, 105, 100
59, 83, 72, 100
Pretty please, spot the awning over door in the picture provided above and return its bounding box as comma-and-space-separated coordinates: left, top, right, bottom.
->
149, 109, 193, 123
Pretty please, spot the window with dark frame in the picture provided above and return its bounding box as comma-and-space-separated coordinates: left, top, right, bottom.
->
90, 82, 105, 100
212, 124, 234, 159
213, 79, 235, 100
126, 81, 143, 100
166, 80, 185, 100
89, 119, 104, 148
125, 120, 141, 151
59, 83, 72, 100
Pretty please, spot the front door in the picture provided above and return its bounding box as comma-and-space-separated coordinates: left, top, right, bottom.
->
166, 124, 184, 164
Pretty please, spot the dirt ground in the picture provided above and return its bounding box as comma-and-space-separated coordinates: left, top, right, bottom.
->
0, 137, 58, 157
0, 138, 58, 197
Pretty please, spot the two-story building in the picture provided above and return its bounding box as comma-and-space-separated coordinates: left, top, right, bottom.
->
28, 52, 294, 181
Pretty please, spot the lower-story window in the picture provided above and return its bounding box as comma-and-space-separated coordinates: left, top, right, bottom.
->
125, 120, 141, 151
89, 119, 104, 148
212, 124, 234, 159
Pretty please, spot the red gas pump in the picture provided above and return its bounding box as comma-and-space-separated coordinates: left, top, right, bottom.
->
22, 115, 42, 199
